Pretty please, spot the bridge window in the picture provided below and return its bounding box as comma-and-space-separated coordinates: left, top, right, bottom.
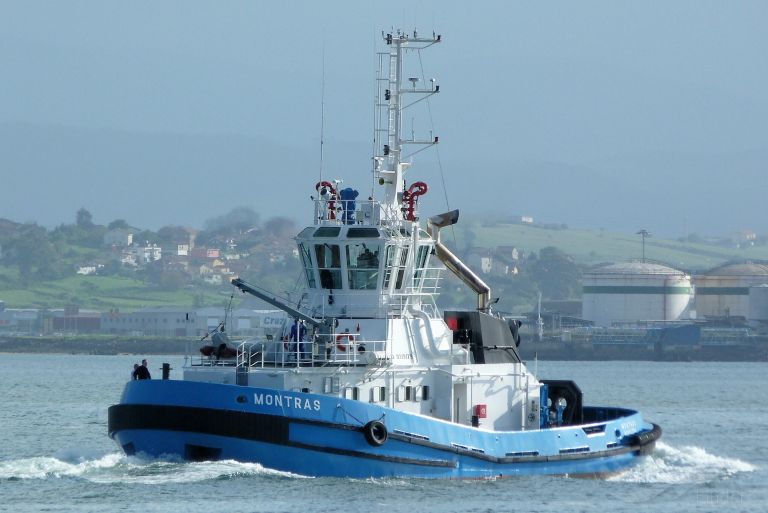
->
382, 245, 409, 289
413, 245, 430, 286
395, 247, 409, 289
314, 227, 341, 237
315, 244, 341, 289
299, 243, 316, 288
346, 243, 381, 290
348, 227, 380, 238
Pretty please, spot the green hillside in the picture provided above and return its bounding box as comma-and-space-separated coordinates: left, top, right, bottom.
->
465, 223, 768, 270
0, 274, 229, 310
2, 220, 766, 311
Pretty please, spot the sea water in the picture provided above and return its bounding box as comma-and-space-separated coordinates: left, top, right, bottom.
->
0, 354, 764, 513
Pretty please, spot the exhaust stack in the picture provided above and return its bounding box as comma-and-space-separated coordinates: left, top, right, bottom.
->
427, 210, 492, 312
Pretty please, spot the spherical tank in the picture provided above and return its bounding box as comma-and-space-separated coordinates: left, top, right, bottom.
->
693, 263, 768, 319
582, 261, 692, 327
748, 285, 768, 323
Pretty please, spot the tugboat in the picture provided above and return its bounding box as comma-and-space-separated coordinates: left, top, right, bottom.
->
108, 30, 660, 478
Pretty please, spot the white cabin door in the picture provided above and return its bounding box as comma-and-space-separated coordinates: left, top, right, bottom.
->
452, 383, 467, 424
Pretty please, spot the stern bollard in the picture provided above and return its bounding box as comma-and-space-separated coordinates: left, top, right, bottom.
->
162, 363, 171, 380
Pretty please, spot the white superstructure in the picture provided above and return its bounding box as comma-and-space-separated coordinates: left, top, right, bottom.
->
187, 31, 541, 433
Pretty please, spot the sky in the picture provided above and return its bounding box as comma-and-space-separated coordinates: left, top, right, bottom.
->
1, 1, 766, 237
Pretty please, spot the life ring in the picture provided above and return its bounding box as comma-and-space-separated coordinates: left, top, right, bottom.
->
363, 420, 388, 446
336, 334, 353, 351
315, 181, 338, 220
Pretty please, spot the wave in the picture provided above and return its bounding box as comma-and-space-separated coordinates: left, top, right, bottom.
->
2, 442, 755, 485
0, 450, 306, 484
609, 441, 757, 484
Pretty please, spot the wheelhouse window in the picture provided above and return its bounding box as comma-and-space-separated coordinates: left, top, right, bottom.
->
315, 244, 342, 289
298, 243, 316, 288
348, 227, 380, 238
395, 246, 409, 289
382, 245, 409, 290
346, 243, 381, 290
314, 227, 341, 237
413, 245, 430, 286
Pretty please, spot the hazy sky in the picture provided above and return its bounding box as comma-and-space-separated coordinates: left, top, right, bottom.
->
1, 1, 766, 237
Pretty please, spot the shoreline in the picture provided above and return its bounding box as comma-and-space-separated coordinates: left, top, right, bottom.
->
518, 340, 768, 362
2, 335, 767, 361
0, 336, 190, 355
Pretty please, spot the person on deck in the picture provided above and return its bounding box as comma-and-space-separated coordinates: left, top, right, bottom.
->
135, 359, 151, 380
289, 320, 308, 360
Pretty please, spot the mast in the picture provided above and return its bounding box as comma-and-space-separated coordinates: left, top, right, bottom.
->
374, 30, 441, 222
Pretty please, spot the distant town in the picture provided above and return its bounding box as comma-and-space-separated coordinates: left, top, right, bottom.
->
1, 207, 767, 359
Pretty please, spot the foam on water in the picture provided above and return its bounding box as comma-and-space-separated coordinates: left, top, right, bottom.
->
0, 450, 307, 484
0, 453, 123, 480
0, 441, 756, 486
610, 441, 757, 484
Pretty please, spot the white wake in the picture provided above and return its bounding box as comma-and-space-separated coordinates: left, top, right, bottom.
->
0, 450, 306, 484
609, 441, 757, 484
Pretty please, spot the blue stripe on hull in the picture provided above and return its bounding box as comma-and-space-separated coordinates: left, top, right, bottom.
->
109, 380, 656, 479
114, 428, 643, 478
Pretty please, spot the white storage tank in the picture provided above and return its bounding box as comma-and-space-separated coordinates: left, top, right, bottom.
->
693, 263, 768, 319
748, 284, 768, 324
582, 261, 692, 327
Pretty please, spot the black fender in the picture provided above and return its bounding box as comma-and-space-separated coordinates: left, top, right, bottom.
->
363, 420, 388, 447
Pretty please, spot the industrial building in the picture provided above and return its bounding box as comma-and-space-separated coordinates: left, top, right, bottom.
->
749, 285, 768, 326
693, 263, 768, 319
101, 307, 287, 338
581, 261, 693, 327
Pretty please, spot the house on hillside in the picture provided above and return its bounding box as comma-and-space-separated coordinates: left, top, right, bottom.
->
496, 245, 522, 262
103, 229, 134, 247
118, 243, 162, 267
465, 247, 492, 274
76, 264, 103, 275
190, 247, 221, 260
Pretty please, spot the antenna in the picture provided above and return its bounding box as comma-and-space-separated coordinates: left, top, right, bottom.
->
537, 292, 544, 341
319, 43, 326, 182
636, 229, 651, 262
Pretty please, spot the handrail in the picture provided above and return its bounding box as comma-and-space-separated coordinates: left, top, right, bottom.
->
227, 334, 389, 370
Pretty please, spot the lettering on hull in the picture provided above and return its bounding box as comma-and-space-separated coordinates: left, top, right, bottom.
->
254, 393, 321, 412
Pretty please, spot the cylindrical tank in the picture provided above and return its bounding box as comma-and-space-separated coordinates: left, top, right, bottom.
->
748, 284, 768, 323
693, 263, 768, 319
582, 261, 692, 327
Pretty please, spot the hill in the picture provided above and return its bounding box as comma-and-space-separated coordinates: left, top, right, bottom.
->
2, 219, 767, 311
463, 222, 768, 271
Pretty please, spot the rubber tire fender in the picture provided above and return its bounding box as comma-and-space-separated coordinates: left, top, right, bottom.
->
363, 420, 388, 447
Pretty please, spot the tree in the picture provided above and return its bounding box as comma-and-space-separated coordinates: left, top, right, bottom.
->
108, 219, 130, 230
263, 217, 296, 239
527, 247, 582, 300
157, 225, 192, 246
76, 208, 94, 228
134, 229, 159, 245
2, 223, 68, 282
203, 207, 260, 232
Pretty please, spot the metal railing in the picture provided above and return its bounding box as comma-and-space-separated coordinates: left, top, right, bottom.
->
314, 199, 380, 226
233, 333, 388, 369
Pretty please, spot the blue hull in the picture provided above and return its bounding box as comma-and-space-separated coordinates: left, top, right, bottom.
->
109, 380, 660, 479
